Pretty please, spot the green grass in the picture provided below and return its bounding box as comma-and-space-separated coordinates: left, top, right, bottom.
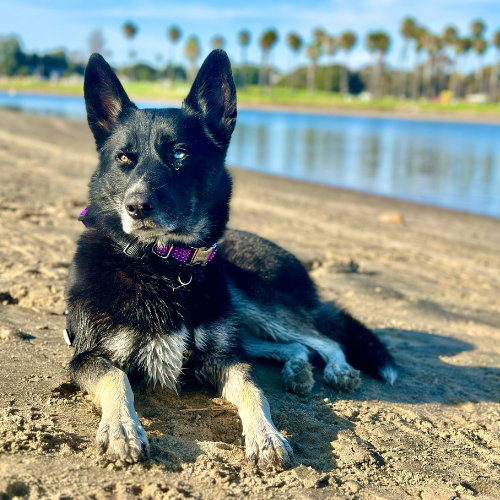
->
1, 79, 500, 117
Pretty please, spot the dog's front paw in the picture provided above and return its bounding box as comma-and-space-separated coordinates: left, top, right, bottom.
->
245, 428, 294, 469
282, 359, 314, 396
324, 361, 361, 391
96, 409, 149, 463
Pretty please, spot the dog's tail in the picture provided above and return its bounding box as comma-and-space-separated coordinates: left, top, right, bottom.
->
313, 302, 397, 384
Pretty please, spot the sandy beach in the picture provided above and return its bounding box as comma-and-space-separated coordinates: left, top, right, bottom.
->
0, 108, 500, 499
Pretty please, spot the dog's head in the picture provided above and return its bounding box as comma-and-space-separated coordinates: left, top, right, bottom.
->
83, 50, 236, 248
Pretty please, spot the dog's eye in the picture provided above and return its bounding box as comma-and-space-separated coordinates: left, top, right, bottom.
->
117, 154, 131, 163
173, 150, 186, 160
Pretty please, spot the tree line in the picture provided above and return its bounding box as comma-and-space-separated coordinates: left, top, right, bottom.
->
2, 16, 500, 101
0, 36, 85, 79
121, 18, 500, 101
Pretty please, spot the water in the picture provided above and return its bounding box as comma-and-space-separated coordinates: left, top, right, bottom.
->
1, 91, 499, 218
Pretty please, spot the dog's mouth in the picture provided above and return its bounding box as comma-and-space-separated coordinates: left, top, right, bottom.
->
123, 220, 205, 246
119, 205, 211, 246
134, 227, 200, 245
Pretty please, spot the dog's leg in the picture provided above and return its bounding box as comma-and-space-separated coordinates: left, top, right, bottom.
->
200, 360, 293, 469
241, 335, 314, 395
70, 352, 149, 462
294, 333, 361, 391
232, 294, 360, 391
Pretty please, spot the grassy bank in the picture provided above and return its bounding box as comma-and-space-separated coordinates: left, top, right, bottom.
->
2, 79, 500, 119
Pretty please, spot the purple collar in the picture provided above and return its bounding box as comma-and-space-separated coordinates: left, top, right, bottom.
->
79, 206, 217, 266
151, 242, 217, 265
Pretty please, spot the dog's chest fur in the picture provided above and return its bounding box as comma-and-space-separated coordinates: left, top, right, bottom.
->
137, 326, 189, 390
67, 232, 233, 390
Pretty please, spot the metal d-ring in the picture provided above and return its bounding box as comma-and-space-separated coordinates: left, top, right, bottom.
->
177, 273, 193, 287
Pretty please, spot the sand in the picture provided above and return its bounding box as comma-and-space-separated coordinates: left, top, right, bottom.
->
0, 108, 499, 499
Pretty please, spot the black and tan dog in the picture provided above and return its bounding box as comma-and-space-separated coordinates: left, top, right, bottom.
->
65, 50, 397, 468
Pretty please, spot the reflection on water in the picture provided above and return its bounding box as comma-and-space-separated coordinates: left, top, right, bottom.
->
0, 92, 499, 218
227, 111, 500, 218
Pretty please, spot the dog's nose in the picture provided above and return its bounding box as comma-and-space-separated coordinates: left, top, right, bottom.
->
124, 193, 158, 219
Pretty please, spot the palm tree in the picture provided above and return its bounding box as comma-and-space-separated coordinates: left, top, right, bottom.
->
258, 28, 279, 91
211, 35, 225, 50
366, 32, 379, 95
442, 26, 458, 94
471, 19, 486, 39
339, 31, 357, 95
470, 19, 486, 94
472, 38, 487, 93
423, 33, 442, 98
306, 41, 322, 95
167, 25, 182, 82
411, 27, 427, 99
397, 17, 417, 98
366, 31, 390, 98
313, 28, 326, 45
311, 28, 326, 91
453, 38, 471, 98
238, 30, 251, 89
122, 21, 138, 64
89, 29, 105, 56
184, 35, 200, 83
377, 32, 391, 97
286, 32, 302, 92
323, 35, 337, 93
489, 30, 500, 101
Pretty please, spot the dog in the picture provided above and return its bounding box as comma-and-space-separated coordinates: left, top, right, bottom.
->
65, 49, 397, 469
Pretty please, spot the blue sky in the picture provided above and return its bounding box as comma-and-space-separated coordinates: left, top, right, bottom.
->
1, 0, 500, 71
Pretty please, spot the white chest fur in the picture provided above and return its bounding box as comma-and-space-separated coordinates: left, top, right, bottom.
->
138, 327, 188, 391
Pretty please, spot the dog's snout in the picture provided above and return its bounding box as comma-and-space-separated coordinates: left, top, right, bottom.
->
125, 193, 158, 220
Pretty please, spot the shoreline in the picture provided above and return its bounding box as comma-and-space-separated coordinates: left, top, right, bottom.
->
2, 86, 500, 125
228, 166, 500, 223
238, 100, 500, 124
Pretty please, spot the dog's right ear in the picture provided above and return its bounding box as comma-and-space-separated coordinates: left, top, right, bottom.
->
182, 49, 237, 147
84, 53, 136, 145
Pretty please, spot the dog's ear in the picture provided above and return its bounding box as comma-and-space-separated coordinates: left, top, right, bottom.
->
182, 49, 237, 146
84, 53, 136, 145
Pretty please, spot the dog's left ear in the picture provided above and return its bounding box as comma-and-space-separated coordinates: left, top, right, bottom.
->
182, 49, 237, 146
84, 53, 137, 145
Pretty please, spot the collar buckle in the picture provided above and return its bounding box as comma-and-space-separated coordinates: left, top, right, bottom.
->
189, 245, 217, 266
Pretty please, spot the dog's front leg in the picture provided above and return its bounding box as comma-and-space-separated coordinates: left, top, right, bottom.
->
202, 361, 293, 469
70, 352, 149, 462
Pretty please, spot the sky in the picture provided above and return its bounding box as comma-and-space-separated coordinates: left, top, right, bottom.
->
1, 0, 500, 71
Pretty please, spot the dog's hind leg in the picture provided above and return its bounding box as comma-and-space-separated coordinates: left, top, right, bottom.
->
69, 351, 149, 462
293, 332, 361, 391
241, 335, 314, 395
314, 302, 397, 384
199, 360, 293, 469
